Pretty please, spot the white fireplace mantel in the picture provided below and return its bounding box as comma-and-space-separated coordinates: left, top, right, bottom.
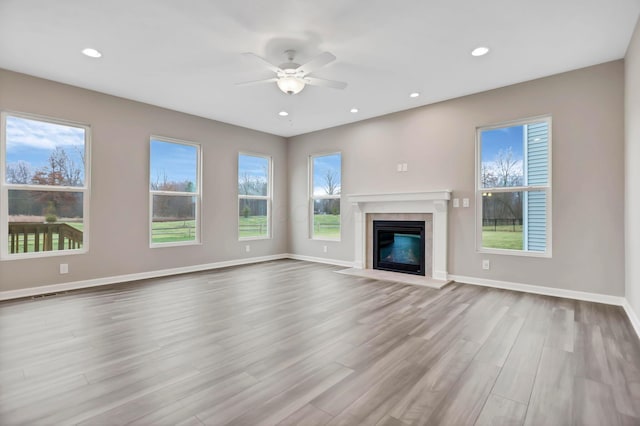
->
348, 190, 452, 281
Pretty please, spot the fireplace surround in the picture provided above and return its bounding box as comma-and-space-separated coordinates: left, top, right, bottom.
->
348, 191, 451, 281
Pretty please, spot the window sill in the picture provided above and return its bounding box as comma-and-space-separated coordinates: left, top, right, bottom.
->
150, 241, 201, 249
2, 247, 88, 261
477, 247, 551, 258
239, 236, 271, 241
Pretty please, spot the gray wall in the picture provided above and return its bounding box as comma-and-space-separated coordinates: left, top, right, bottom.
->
0, 69, 288, 292
0, 60, 628, 298
626, 19, 640, 314
288, 61, 625, 296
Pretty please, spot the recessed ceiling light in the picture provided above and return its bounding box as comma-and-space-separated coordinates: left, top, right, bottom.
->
471, 46, 490, 57
278, 110, 289, 117
350, 108, 359, 113
81, 48, 102, 58
409, 92, 420, 98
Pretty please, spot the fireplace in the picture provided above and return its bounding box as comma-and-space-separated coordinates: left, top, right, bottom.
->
373, 220, 425, 275
348, 191, 451, 281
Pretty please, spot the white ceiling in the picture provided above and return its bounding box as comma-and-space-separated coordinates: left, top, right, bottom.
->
1, 0, 639, 137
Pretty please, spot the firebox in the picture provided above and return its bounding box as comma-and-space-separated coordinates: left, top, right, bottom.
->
373, 220, 425, 276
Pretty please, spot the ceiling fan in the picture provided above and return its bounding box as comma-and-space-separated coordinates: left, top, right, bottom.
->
237, 50, 347, 95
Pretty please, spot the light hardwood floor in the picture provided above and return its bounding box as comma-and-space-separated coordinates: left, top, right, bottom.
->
1, 260, 639, 425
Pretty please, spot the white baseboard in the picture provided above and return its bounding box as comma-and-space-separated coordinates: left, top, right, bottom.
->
0, 254, 289, 302
448, 274, 625, 306
622, 299, 640, 340
286, 253, 356, 268
3, 256, 639, 343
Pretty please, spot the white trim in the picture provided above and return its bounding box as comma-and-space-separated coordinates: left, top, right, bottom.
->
475, 116, 552, 258
238, 152, 272, 240
149, 136, 202, 247
348, 191, 451, 203
286, 253, 355, 268
0, 254, 288, 301
1, 253, 638, 344
622, 299, 640, 340
348, 191, 451, 277
1, 111, 91, 260
310, 152, 342, 241
449, 274, 624, 306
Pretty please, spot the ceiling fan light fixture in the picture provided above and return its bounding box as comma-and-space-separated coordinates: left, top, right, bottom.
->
276, 76, 306, 95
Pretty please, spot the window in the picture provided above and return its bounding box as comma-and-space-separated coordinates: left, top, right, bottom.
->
238, 153, 271, 239
1, 112, 90, 259
476, 117, 551, 256
310, 153, 341, 240
149, 137, 200, 246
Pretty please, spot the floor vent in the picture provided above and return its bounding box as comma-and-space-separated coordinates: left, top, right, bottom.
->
31, 291, 68, 299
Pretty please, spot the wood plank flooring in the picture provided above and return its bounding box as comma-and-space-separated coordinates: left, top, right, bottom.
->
1, 259, 639, 425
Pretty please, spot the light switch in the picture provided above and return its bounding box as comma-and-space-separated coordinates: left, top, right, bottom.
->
397, 163, 402, 172
402, 163, 408, 172
453, 198, 460, 208
463, 198, 470, 208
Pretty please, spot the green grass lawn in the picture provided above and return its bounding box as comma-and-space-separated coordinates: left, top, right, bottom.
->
239, 216, 268, 238
482, 225, 523, 250
152, 220, 196, 243
313, 214, 340, 239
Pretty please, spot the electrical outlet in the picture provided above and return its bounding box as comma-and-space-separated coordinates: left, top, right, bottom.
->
482, 259, 490, 270
453, 198, 460, 208
60, 263, 69, 274
245, 245, 250, 253
463, 198, 470, 208
323, 245, 328, 253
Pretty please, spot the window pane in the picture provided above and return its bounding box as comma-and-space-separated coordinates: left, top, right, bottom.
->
481, 191, 524, 250
238, 154, 269, 196
480, 121, 549, 189
312, 154, 341, 196
5, 116, 86, 187
480, 125, 524, 188
150, 140, 198, 192
8, 189, 84, 254
239, 198, 268, 238
151, 195, 196, 244
313, 199, 340, 239
481, 190, 548, 252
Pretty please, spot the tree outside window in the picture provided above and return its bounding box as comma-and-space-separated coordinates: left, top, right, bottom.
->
2, 113, 89, 258
149, 138, 200, 246
238, 154, 271, 239
477, 118, 551, 255
310, 153, 341, 240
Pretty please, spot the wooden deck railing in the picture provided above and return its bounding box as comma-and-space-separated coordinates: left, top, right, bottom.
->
8, 222, 83, 254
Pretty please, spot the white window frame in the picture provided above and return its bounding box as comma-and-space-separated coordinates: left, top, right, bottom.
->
475, 115, 552, 258
149, 136, 202, 248
1, 111, 91, 260
238, 152, 272, 241
309, 152, 342, 241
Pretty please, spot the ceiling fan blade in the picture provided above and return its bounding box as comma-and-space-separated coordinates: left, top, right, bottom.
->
296, 52, 336, 75
235, 77, 279, 86
242, 52, 282, 73
304, 76, 347, 90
